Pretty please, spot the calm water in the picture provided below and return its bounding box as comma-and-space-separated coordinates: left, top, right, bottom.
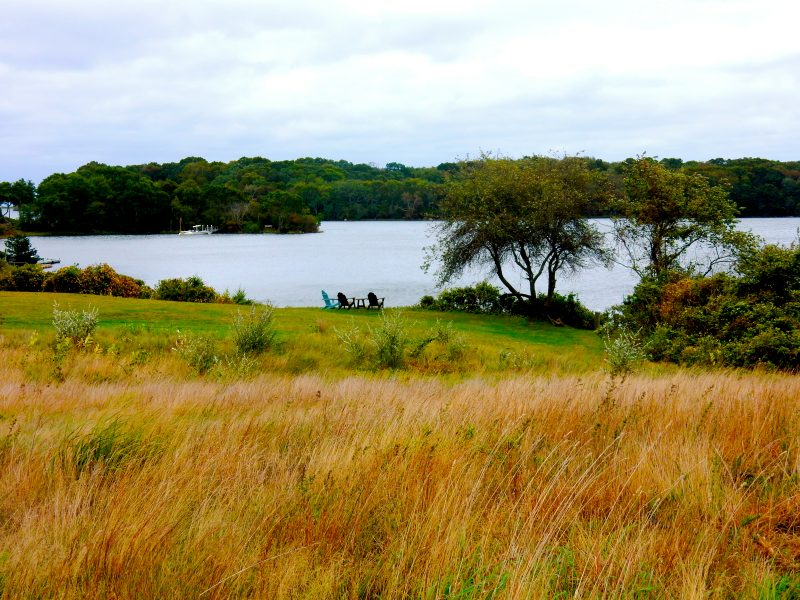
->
29, 218, 800, 311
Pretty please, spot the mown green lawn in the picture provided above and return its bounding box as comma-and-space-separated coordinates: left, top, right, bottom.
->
0, 291, 604, 373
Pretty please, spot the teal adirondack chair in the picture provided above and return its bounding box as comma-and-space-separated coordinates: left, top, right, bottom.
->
321, 290, 340, 309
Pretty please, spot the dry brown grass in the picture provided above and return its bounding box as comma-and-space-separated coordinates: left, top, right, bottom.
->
1, 345, 799, 598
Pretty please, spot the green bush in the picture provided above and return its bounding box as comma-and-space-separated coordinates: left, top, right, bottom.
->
607, 242, 800, 370
173, 331, 219, 374
52, 303, 99, 348
371, 311, 408, 369
155, 275, 219, 302
232, 304, 276, 355
43, 265, 82, 293
335, 322, 370, 367
604, 327, 646, 378
3, 234, 40, 264
419, 283, 597, 329
9, 264, 46, 291
418, 281, 502, 313
528, 293, 597, 329
77, 264, 145, 297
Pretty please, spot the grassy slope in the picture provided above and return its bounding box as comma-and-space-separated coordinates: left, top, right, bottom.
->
2, 291, 798, 597
0, 291, 603, 375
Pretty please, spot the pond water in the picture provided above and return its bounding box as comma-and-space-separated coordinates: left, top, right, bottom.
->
28, 218, 800, 311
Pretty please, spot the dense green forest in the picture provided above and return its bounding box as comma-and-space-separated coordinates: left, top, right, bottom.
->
0, 156, 798, 234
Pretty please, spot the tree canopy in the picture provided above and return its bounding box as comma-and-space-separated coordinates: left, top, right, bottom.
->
428, 154, 611, 305
612, 157, 753, 278
2, 234, 40, 264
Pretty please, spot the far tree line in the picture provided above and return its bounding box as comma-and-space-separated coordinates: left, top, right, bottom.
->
0, 155, 799, 235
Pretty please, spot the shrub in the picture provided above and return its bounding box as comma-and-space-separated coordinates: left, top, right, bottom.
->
419, 281, 502, 314
3, 234, 39, 264
232, 304, 276, 355
419, 283, 597, 329
603, 327, 646, 379
43, 265, 82, 293
335, 322, 370, 367
77, 263, 144, 298
608, 241, 800, 370
52, 303, 99, 349
156, 276, 219, 303
371, 311, 408, 369
173, 331, 219, 374
9, 264, 45, 291
529, 292, 597, 329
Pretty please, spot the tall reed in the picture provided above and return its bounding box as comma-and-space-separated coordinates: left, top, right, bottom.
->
1, 351, 799, 597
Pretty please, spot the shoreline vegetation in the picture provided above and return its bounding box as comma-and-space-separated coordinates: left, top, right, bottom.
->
1, 155, 799, 237
1, 292, 799, 597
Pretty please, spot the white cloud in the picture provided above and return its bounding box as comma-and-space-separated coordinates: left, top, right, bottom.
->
1, 0, 799, 181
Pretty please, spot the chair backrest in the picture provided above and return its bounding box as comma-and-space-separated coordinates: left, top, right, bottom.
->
337, 292, 349, 306
321, 290, 334, 306
367, 292, 379, 306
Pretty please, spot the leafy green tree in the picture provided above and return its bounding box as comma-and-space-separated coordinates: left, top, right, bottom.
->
613, 157, 752, 278
427, 154, 611, 305
3, 234, 40, 264
0, 179, 36, 209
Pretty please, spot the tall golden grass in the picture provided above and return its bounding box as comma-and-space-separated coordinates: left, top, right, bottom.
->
1, 344, 799, 597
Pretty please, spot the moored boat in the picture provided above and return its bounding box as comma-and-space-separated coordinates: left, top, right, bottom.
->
178, 224, 218, 235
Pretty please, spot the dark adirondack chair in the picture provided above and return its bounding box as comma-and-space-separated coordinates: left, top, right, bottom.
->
321, 290, 339, 309
367, 292, 384, 309
337, 292, 354, 309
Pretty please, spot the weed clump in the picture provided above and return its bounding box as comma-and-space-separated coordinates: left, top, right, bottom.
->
603, 327, 645, 380
52, 302, 99, 349
372, 311, 408, 369
232, 304, 276, 356
173, 331, 219, 374
59, 419, 162, 477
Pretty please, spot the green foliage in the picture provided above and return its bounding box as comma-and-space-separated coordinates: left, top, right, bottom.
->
0, 262, 148, 297
43, 265, 82, 293
173, 331, 219, 374
418, 281, 502, 314
609, 241, 800, 370
59, 419, 162, 477
5, 264, 46, 291
231, 288, 253, 305
335, 311, 412, 369
603, 327, 646, 379
752, 573, 800, 599
530, 292, 597, 329
2, 234, 39, 264
231, 304, 276, 355
155, 276, 219, 302
371, 311, 409, 369
429, 154, 611, 304
19, 156, 446, 233
7, 156, 800, 237
612, 157, 747, 277
74, 263, 147, 297
420, 284, 598, 329
52, 302, 99, 349
334, 322, 370, 366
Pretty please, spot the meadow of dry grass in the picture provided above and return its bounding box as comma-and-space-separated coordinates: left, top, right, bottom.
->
1, 336, 799, 598
0, 292, 799, 597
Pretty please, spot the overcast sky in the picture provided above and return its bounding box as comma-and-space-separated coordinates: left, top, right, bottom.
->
1, 0, 798, 182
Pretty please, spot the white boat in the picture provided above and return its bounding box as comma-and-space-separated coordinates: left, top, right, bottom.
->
178, 224, 218, 235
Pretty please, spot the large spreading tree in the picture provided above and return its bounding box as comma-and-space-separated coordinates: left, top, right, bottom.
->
426, 154, 612, 306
